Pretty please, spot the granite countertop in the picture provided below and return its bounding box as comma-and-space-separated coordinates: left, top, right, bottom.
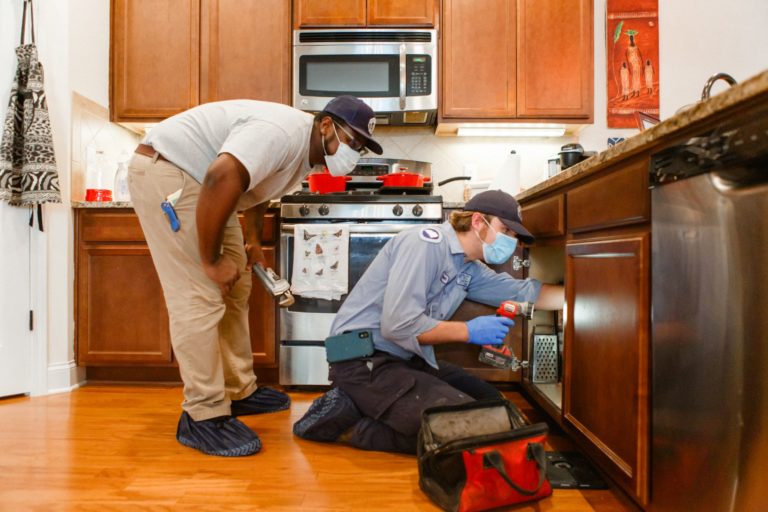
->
71, 200, 134, 208
71, 200, 282, 209
516, 69, 768, 202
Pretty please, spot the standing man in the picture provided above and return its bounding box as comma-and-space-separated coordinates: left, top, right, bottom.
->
293, 190, 564, 454
128, 96, 382, 457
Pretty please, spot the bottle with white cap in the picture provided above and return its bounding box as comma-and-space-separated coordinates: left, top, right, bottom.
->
489, 150, 521, 196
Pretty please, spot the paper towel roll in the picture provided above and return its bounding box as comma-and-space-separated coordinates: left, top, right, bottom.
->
489, 150, 521, 195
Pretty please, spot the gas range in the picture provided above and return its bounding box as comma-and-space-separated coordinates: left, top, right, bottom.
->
280, 190, 443, 221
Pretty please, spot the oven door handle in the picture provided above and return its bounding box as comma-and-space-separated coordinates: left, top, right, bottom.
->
281, 223, 421, 235
399, 43, 407, 110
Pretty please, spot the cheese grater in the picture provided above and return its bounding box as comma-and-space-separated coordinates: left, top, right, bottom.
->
531, 327, 558, 383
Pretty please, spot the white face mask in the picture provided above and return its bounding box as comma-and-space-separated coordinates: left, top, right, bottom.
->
323, 123, 361, 176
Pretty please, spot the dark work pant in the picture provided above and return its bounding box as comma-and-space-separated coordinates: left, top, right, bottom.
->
329, 352, 503, 455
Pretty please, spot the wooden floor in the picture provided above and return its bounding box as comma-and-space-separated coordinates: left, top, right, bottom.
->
0, 385, 638, 511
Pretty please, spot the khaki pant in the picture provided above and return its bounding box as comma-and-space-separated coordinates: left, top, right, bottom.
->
127, 153, 257, 421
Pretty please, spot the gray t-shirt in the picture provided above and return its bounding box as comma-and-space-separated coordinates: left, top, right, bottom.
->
143, 100, 315, 209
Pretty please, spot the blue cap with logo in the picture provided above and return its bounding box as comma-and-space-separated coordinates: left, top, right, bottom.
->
322, 96, 383, 155
465, 189, 535, 244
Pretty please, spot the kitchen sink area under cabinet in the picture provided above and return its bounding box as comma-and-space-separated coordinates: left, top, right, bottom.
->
110, 0, 291, 123
74, 206, 281, 383
518, 193, 566, 419
441, 0, 593, 122
294, 0, 436, 27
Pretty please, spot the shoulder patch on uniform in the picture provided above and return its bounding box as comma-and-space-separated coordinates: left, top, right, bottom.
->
419, 227, 443, 244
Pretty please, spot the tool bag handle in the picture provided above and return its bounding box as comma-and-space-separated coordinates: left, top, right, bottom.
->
20, 0, 36, 45
482, 442, 547, 496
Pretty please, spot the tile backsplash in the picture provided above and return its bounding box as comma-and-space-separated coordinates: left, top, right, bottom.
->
373, 126, 576, 202
71, 93, 140, 201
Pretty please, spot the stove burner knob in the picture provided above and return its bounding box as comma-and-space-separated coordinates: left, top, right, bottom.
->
412, 205, 423, 217
392, 204, 404, 217
299, 205, 310, 217
318, 204, 330, 216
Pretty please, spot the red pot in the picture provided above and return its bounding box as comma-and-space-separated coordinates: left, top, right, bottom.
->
307, 169, 352, 194
376, 172, 431, 188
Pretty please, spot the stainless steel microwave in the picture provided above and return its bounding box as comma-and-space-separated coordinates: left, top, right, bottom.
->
293, 29, 437, 125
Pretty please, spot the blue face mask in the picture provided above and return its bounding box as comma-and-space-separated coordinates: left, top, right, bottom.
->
477, 217, 518, 264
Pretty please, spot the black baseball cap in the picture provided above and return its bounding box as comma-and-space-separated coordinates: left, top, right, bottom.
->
465, 190, 535, 244
322, 96, 383, 154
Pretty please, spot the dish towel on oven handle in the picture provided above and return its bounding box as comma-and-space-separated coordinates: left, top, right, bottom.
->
290, 224, 349, 301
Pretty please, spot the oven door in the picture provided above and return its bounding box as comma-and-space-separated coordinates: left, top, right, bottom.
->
278, 222, 417, 385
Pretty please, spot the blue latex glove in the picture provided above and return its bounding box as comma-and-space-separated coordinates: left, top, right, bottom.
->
466, 315, 515, 345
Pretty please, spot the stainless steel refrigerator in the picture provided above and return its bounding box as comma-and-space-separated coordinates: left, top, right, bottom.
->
650, 106, 768, 511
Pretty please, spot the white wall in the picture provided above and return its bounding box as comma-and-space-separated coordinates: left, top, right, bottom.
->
578, 0, 768, 152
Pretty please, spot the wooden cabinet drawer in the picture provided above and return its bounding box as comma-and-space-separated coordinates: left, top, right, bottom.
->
79, 210, 146, 242
567, 158, 650, 233
521, 194, 564, 238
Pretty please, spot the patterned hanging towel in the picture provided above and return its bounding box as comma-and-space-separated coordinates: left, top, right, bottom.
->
0, 0, 61, 209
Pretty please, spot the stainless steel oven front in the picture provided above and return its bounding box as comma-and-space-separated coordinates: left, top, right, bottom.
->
293, 29, 437, 125
279, 222, 420, 385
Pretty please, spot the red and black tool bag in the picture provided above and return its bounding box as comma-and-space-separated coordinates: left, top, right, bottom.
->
417, 399, 552, 512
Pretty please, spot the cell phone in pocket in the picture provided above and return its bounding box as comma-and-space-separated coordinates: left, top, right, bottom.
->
325, 330, 374, 363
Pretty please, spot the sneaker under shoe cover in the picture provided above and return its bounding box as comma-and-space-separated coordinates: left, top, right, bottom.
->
176, 412, 261, 457
293, 387, 362, 442
231, 386, 291, 416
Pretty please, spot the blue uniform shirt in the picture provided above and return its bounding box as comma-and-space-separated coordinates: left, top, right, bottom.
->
330, 221, 542, 369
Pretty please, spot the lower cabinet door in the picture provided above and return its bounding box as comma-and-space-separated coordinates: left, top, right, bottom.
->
77, 244, 173, 365
564, 233, 650, 505
248, 245, 277, 366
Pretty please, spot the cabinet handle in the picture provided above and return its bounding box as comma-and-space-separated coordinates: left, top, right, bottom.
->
399, 43, 406, 110
512, 255, 531, 272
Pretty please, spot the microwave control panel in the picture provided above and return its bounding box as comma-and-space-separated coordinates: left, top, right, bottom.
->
406, 55, 432, 96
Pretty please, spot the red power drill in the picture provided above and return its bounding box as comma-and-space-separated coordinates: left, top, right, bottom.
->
477, 300, 534, 370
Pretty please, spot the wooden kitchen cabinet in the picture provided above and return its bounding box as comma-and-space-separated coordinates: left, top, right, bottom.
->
441, 0, 516, 118
295, 0, 366, 26
76, 211, 173, 365
368, 0, 436, 26
110, 0, 291, 122
110, 0, 200, 121
295, 0, 436, 27
564, 233, 650, 505
441, 0, 593, 121
516, 0, 593, 119
245, 211, 279, 366
200, 0, 292, 105
75, 208, 280, 381
518, 156, 652, 506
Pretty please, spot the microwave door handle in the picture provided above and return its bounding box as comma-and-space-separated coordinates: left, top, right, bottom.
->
399, 44, 407, 110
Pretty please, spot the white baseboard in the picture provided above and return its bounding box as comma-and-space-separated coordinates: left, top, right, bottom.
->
46, 361, 86, 395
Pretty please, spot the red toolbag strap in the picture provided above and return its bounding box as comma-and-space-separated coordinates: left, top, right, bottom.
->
483, 442, 547, 496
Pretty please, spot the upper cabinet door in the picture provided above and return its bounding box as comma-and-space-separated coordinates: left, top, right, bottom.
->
516, 0, 593, 120
368, 0, 436, 26
295, 0, 367, 27
201, 0, 291, 105
110, 0, 200, 122
441, 0, 516, 119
